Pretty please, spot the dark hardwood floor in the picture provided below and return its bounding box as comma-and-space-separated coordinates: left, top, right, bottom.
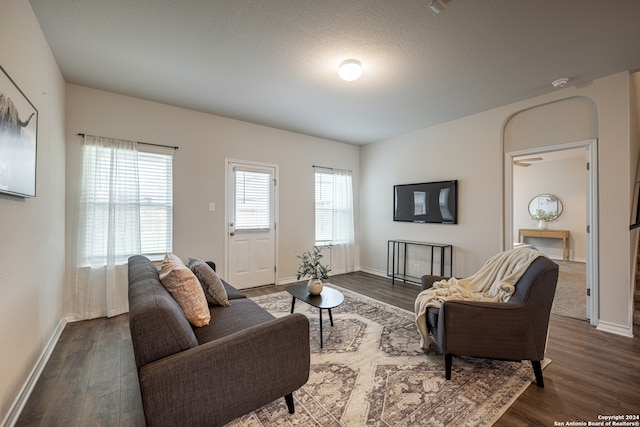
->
16, 310, 144, 427
16, 271, 640, 426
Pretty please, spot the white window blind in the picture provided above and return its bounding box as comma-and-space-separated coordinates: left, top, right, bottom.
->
234, 169, 272, 230
315, 171, 334, 245
138, 151, 173, 255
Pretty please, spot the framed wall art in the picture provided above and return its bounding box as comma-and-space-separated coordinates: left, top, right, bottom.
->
0, 65, 38, 197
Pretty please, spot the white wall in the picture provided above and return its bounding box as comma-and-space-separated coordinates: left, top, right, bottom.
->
360, 72, 634, 333
0, 0, 67, 422
360, 111, 505, 278
64, 84, 360, 314
513, 155, 587, 261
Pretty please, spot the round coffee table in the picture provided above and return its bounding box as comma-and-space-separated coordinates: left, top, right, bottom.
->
286, 284, 344, 348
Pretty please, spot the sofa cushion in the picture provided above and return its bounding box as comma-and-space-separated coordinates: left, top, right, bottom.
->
193, 298, 276, 344
205, 261, 246, 300
159, 253, 211, 327
188, 257, 230, 307
222, 280, 247, 300
127, 255, 199, 368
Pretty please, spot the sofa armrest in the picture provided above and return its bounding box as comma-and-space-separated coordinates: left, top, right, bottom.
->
138, 313, 310, 427
420, 275, 449, 291
439, 300, 545, 361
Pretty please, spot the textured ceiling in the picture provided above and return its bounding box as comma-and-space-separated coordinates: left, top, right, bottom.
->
28, 0, 640, 144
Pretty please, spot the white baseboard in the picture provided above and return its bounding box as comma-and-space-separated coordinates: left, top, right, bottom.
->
277, 275, 298, 286
1, 317, 67, 427
278, 267, 383, 286
596, 320, 634, 338
358, 267, 386, 277
65, 313, 82, 323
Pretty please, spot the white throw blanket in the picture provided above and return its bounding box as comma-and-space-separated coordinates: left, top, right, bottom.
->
414, 246, 546, 349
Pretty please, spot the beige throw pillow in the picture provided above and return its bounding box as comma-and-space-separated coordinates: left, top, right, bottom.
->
188, 257, 230, 307
159, 253, 211, 327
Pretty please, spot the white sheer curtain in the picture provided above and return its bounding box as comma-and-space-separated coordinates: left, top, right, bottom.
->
72, 135, 141, 320
330, 168, 355, 274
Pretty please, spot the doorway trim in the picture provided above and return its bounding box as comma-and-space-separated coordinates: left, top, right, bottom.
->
505, 139, 599, 326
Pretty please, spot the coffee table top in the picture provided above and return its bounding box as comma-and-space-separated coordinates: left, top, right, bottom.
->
285, 284, 344, 309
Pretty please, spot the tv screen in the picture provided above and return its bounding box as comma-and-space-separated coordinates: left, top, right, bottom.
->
394, 180, 457, 224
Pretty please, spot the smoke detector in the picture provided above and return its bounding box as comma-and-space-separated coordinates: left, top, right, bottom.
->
551, 78, 569, 88
430, 0, 448, 13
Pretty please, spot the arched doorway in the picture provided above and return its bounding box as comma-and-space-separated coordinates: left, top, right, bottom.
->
503, 97, 599, 326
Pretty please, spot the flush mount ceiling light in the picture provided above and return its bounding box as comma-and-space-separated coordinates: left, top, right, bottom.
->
551, 77, 569, 88
338, 59, 362, 82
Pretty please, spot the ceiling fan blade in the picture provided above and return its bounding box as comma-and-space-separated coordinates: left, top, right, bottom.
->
516, 157, 543, 163
513, 161, 532, 167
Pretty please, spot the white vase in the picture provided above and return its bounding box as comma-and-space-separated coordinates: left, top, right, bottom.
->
537, 220, 547, 230
307, 278, 323, 295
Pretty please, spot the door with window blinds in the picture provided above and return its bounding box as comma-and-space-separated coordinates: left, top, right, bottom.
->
226, 161, 276, 289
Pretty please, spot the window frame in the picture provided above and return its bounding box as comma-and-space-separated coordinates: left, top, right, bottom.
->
314, 168, 354, 247
315, 170, 334, 246
80, 144, 174, 265
233, 167, 273, 232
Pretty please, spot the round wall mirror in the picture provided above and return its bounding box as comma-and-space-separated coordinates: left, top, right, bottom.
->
528, 194, 563, 221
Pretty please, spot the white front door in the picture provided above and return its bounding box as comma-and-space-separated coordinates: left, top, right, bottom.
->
226, 160, 277, 289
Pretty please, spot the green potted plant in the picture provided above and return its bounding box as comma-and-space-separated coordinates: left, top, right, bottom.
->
297, 245, 331, 295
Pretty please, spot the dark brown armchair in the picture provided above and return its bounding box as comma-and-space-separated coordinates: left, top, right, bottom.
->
419, 255, 558, 387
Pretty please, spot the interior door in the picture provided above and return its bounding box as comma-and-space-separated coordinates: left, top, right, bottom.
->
226, 161, 277, 289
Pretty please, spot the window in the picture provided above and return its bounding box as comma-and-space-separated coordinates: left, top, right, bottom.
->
234, 168, 272, 230
79, 139, 173, 264
314, 168, 354, 246
315, 171, 334, 245
138, 151, 173, 255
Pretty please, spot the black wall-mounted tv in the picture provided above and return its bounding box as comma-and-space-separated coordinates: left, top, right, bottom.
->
393, 180, 458, 224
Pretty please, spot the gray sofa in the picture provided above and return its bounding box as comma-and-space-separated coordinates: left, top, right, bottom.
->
127, 255, 310, 426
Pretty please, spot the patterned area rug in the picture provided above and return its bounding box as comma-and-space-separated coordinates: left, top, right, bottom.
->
551, 261, 587, 320
226, 287, 548, 427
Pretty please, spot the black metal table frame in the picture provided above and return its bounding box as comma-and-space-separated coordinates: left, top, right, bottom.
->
287, 284, 344, 348
387, 239, 453, 285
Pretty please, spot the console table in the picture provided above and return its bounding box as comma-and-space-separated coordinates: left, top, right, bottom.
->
518, 229, 570, 261
387, 240, 453, 285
